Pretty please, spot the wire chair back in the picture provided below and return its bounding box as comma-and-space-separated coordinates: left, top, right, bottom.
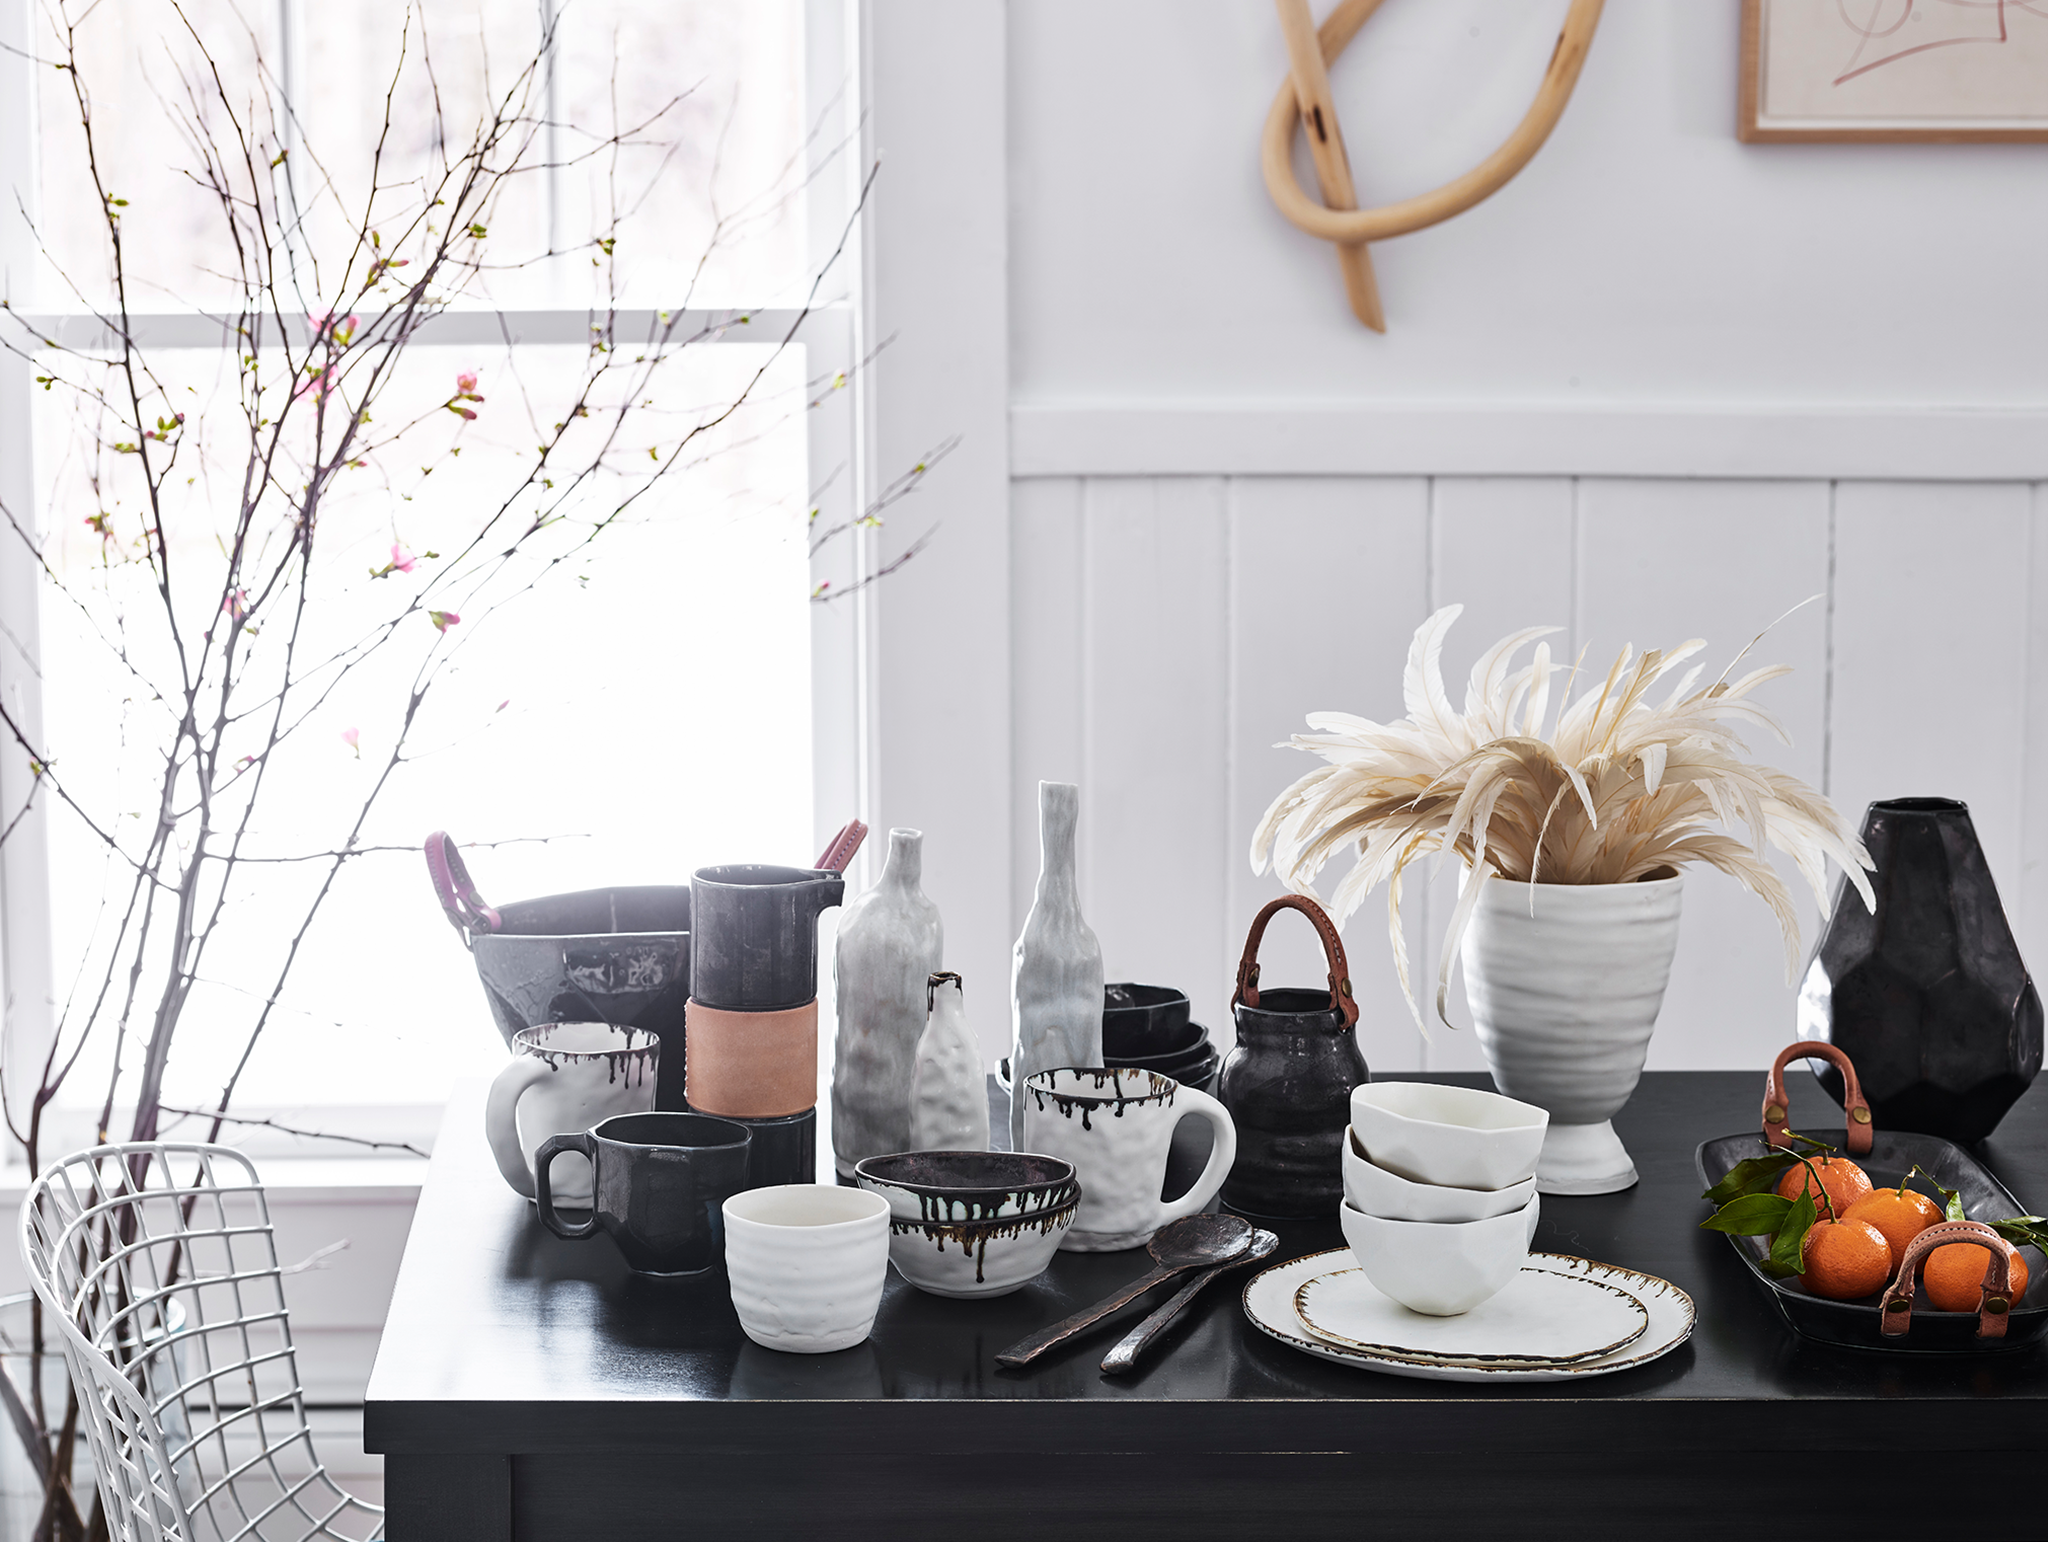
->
18, 1141, 384, 1541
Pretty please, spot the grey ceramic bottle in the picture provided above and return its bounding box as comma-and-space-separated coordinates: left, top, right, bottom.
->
1010, 782, 1104, 1150
830, 829, 944, 1177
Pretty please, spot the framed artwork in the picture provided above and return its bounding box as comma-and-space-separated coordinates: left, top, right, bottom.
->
1741, 0, 2048, 142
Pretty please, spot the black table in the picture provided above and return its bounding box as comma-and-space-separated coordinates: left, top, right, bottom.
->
364, 1071, 2048, 1540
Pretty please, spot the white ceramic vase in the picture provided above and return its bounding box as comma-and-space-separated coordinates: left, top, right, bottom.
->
831, 828, 944, 1178
910, 971, 989, 1151
1463, 874, 1684, 1196
1010, 782, 1104, 1150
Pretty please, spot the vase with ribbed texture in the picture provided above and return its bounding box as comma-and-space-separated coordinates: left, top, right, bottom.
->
910, 972, 989, 1151
1464, 873, 1684, 1196
1010, 782, 1104, 1151
831, 829, 944, 1178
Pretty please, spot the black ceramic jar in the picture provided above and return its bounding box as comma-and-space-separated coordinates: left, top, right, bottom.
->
1218, 895, 1369, 1219
1799, 797, 2042, 1145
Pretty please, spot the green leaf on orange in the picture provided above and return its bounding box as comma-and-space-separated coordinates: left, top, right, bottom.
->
1702, 1152, 1802, 1207
1701, 1192, 1794, 1236
1761, 1191, 1818, 1278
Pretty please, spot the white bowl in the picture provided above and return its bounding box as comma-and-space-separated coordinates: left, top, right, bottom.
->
1339, 1196, 1541, 1317
723, 1185, 891, 1353
1342, 1127, 1536, 1222
882, 1198, 1078, 1298
1350, 1081, 1548, 1192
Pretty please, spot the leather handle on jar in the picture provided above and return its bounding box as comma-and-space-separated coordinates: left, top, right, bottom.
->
1762, 1041, 1872, 1155
1879, 1220, 2018, 1340
1232, 894, 1358, 1029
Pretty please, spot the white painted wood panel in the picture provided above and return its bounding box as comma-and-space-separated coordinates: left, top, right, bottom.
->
1831, 481, 2035, 966
1079, 478, 1232, 1037
1227, 477, 1429, 1074
2025, 485, 2048, 972
1423, 478, 1577, 1074
1574, 479, 1832, 1071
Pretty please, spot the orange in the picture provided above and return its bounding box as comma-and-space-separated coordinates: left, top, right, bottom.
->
1800, 1218, 1893, 1301
1775, 1156, 1873, 1223
1840, 1187, 1943, 1271
1923, 1243, 2031, 1313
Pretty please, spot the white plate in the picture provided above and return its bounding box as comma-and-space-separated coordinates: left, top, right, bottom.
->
1294, 1263, 1647, 1367
1244, 1250, 1695, 1383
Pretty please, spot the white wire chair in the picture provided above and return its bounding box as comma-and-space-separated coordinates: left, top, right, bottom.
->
17, 1141, 384, 1542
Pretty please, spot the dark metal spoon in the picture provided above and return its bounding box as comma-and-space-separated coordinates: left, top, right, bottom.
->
1100, 1228, 1279, 1374
995, 1213, 1253, 1368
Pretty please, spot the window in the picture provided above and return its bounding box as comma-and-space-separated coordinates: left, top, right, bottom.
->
0, 0, 865, 1151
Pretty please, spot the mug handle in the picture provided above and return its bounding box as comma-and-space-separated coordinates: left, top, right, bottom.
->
1155, 1085, 1238, 1227
535, 1133, 599, 1240
485, 1055, 551, 1199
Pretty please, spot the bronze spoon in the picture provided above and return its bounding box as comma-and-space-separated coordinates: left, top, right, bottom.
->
995, 1213, 1253, 1368
1101, 1228, 1279, 1374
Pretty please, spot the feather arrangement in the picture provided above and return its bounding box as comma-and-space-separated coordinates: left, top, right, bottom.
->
1250, 605, 1876, 1031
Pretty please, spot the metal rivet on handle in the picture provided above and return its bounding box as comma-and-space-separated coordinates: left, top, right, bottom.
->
1987, 1298, 2010, 1314
1764, 1107, 1785, 1124
1884, 1298, 1910, 1313
1339, 979, 1353, 997
1852, 1107, 1872, 1124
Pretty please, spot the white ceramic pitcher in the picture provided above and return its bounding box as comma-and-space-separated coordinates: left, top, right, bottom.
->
486, 1022, 659, 1204
1021, 1067, 1236, 1251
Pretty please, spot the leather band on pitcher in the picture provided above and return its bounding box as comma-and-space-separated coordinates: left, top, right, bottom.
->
1232, 893, 1358, 1029
1762, 1041, 1871, 1155
684, 999, 818, 1119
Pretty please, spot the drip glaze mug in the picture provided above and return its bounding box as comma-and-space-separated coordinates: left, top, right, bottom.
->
486, 1022, 659, 1204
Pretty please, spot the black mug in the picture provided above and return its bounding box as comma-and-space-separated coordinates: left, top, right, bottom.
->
536, 1112, 753, 1275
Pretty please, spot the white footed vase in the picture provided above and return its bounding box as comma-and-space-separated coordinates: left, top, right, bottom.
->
831, 828, 944, 1178
1463, 874, 1683, 1196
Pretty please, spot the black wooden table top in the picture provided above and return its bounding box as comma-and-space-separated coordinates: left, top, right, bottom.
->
364, 1070, 2048, 1540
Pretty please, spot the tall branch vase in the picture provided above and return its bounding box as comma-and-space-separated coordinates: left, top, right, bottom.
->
1464, 873, 1684, 1195
831, 829, 944, 1178
1011, 782, 1104, 1151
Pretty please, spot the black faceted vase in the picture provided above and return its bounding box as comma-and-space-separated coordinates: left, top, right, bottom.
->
1799, 798, 2042, 1145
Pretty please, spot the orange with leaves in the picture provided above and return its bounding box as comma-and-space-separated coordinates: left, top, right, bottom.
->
1840, 1187, 1942, 1271
1774, 1156, 1872, 1223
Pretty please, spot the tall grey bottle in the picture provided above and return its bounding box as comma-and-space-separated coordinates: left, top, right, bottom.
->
831, 829, 944, 1177
1011, 781, 1104, 1150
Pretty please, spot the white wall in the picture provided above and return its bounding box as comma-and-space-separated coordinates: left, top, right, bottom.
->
868, 0, 2048, 1076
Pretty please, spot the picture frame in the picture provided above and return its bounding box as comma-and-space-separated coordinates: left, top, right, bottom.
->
1740, 0, 2048, 143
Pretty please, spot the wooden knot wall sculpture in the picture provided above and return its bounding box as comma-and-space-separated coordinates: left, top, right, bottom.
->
1266, 0, 1605, 331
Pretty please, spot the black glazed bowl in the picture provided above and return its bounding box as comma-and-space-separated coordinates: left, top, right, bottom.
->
852, 1150, 1080, 1224
1103, 1014, 1204, 1063
1103, 1022, 1214, 1073
1102, 982, 1192, 1055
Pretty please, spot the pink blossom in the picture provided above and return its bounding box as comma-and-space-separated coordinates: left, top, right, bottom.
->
341, 726, 360, 758
223, 588, 250, 621
451, 405, 477, 421
390, 542, 416, 573
456, 370, 479, 395
294, 366, 337, 402
429, 610, 460, 632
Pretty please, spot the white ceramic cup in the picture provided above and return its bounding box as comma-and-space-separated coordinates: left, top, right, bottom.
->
1349, 1081, 1548, 1192
1342, 1127, 1536, 1222
485, 1022, 659, 1205
1020, 1068, 1237, 1252
722, 1184, 892, 1354
1339, 1195, 1541, 1316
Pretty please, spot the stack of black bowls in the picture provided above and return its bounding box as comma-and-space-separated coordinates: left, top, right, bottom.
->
1101, 983, 1218, 1093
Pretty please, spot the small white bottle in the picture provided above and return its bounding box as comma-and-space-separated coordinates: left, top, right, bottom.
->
910, 972, 989, 1152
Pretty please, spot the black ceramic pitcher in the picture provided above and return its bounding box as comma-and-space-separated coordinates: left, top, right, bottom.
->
1218, 894, 1369, 1219
1799, 797, 2042, 1144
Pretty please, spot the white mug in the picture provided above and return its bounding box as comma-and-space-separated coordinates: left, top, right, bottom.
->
723, 1184, 892, 1354
1020, 1068, 1237, 1252
485, 1022, 659, 1204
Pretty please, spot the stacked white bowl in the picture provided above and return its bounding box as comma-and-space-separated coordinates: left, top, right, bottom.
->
1341, 1082, 1549, 1316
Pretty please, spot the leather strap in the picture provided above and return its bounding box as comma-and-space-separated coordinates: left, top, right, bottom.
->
1232, 894, 1358, 1029
1879, 1219, 2018, 1340
813, 819, 868, 874
683, 999, 818, 1119
1763, 1041, 1872, 1155
424, 831, 500, 937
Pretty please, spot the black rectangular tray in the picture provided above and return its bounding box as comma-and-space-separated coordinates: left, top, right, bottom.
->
1695, 1127, 2046, 1354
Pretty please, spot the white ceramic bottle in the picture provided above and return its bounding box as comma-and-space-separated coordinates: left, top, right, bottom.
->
910, 972, 990, 1151
831, 828, 944, 1177
1010, 781, 1104, 1150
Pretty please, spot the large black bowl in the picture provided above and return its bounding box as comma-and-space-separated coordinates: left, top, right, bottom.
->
1103, 1022, 1213, 1073
1103, 983, 1191, 1055
1103, 1014, 1203, 1063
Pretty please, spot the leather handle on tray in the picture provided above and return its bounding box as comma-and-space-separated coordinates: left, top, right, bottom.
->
1878, 1219, 2018, 1340
1231, 894, 1358, 1029
1762, 1041, 1871, 1156
424, 831, 501, 938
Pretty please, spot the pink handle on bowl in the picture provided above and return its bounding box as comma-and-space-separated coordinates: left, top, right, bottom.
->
424, 831, 501, 937
813, 819, 868, 874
